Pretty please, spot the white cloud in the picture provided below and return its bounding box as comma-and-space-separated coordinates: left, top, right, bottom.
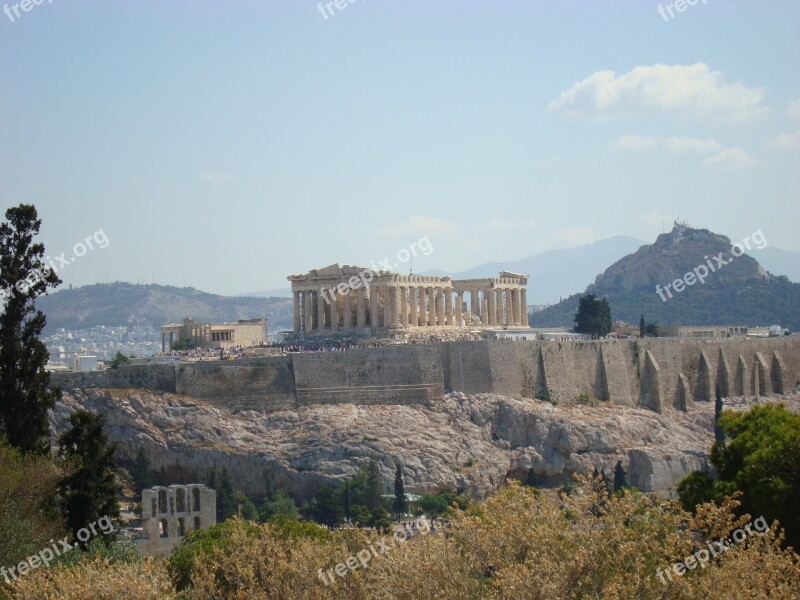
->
639, 211, 674, 226
614, 134, 658, 150
664, 136, 723, 154
549, 63, 767, 123
703, 147, 755, 170
200, 172, 236, 186
372, 216, 461, 239
767, 128, 800, 150
788, 99, 800, 121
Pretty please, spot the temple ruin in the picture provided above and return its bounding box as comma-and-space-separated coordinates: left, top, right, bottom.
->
287, 264, 528, 334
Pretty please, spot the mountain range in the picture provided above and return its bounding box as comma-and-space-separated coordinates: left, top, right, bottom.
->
35, 229, 799, 334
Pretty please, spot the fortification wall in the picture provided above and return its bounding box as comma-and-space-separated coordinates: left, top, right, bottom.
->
52, 364, 177, 394
51, 337, 800, 414
293, 345, 443, 406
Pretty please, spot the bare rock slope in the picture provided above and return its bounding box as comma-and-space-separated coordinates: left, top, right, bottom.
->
46, 388, 763, 502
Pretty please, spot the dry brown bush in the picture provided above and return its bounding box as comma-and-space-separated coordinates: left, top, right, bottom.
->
8, 477, 799, 599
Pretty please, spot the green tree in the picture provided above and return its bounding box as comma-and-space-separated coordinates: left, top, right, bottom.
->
639, 315, 646, 338
420, 490, 469, 519
368, 506, 392, 533
574, 293, 612, 338
129, 446, 155, 494
393, 463, 407, 515
258, 489, 298, 522
231, 490, 258, 521
364, 458, 384, 511
215, 469, 236, 522
302, 484, 343, 527
613, 461, 628, 492
0, 439, 66, 570
679, 404, 800, 548
0, 204, 62, 455
644, 322, 659, 337
108, 351, 129, 369
57, 410, 119, 547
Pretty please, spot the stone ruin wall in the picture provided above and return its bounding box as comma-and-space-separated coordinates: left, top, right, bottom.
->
51, 337, 800, 413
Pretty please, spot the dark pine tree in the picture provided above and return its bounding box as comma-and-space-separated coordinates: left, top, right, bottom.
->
393, 463, 407, 515
129, 446, 155, 494
216, 468, 236, 521
0, 204, 61, 455
58, 410, 119, 546
639, 315, 646, 338
613, 460, 629, 492
574, 294, 612, 339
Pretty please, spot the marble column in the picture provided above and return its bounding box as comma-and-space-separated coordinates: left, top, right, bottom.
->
426, 287, 434, 326
343, 291, 352, 329
369, 286, 378, 327
512, 288, 520, 326
330, 290, 339, 329
392, 286, 401, 327
304, 291, 313, 332
169, 332, 174, 351
383, 288, 392, 328
161, 333, 166, 352
399, 286, 408, 326
520, 288, 528, 326
356, 288, 367, 328
505, 289, 513, 326
437, 287, 445, 325
488, 289, 496, 325
317, 290, 326, 330
480, 289, 488, 324
455, 292, 463, 325
445, 290, 453, 325
293, 291, 301, 332
409, 286, 417, 327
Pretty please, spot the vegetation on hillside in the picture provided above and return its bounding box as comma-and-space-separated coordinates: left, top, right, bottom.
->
535, 277, 800, 330
7, 478, 800, 599
678, 404, 800, 548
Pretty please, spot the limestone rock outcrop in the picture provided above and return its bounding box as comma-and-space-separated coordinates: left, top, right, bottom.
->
49, 388, 784, 503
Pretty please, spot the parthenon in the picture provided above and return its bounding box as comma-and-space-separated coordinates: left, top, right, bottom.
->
287, 264, 528, 333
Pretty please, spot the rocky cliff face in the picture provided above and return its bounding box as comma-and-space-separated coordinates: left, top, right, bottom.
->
47, 388, 785, 502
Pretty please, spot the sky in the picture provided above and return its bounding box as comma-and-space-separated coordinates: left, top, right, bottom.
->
2, 0, 799, 295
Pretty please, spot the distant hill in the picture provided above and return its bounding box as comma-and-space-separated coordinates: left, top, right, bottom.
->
534, 225, 800, 331
424, 235, 647, 305
36, 282, 293, 334
749, 246, 800, 283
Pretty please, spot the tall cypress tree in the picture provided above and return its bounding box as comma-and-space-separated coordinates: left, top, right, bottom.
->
613, 460, 629, 492
0, 204, 61, 455
58, 410, 119, 546
365, 458, 383, 511
393, 463, 407, 515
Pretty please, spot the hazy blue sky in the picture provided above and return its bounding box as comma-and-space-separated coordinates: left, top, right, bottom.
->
2, 0, 798, 295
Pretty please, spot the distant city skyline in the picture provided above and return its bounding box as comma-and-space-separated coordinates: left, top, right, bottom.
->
2, 1, 798, 295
